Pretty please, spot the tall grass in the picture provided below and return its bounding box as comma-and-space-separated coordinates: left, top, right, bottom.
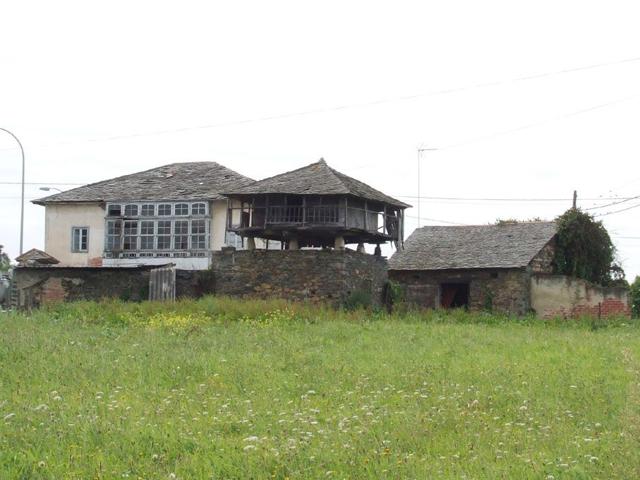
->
1, 297, 638, 478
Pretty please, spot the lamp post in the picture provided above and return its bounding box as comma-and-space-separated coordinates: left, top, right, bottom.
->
0, 128, 25, 254
39, 187, 63, 193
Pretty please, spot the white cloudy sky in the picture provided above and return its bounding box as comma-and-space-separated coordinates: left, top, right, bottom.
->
1, 1, 639, 278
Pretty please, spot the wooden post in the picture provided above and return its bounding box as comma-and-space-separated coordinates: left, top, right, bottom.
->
383, 205, 387, 235
302, 196, 306, 225
344, 197, 348, 227
264, 194, 269, 227
364, 200, 368, 231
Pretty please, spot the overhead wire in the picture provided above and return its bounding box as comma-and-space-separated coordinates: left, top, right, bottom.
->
1, 55, 640, 153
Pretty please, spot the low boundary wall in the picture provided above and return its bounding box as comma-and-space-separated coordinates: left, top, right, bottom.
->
531, 274, 630, 318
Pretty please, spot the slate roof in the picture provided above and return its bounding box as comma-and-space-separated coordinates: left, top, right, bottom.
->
389, 222, 557, 270
33, 162, 254, 205
15, 248, 60, 265
223, 159, 410, 208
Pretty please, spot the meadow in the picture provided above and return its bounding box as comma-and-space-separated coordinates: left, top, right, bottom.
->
1, 297, 639, 479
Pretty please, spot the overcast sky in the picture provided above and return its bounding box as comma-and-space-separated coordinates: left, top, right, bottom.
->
1, 1, 639, 278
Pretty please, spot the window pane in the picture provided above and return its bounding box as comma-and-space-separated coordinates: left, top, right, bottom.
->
158, 204, 172, 216
191, 235, 206, 249
106, 236, 120, 250
192, 203, 206, 215
81, 229, 88, 250
191, 219, 206, 234
157, 236, 171, 249
141, 221, 154, 235
107, 204, 121, 216
72, 228, 80, 251
157, 220, 171, 235
107, 220, 122, 235
140, 236, 155, 250
124, 221, 138, 235
124, 204, 138, 216
123, 236, 137, 250
174, 220, 188, 234
175, 235, 188, 250
175, 203, 189, 215
141, 204, 155, 216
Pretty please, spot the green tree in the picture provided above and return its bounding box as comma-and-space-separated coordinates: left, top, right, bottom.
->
553, 208, 624, 286
631, 276, 640, 318
0, 245, 10, 272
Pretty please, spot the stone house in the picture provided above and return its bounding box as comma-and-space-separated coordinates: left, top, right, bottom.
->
388, 222, 558, 315
33, 162, 255, 269
20, 159, 406, 308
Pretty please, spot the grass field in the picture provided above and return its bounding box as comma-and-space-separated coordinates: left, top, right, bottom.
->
1, 298, 639, 479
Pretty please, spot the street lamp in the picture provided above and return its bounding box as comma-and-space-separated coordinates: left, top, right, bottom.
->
0, 128, 25, 254
39, 187, 63, 193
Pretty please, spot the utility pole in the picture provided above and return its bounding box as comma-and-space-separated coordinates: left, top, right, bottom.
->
573, 190, 577, 209
417, 146, 437, 227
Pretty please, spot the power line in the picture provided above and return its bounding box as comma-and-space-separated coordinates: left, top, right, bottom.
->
435, 94, 639, 150
394, 194, 636, 202
584, 194, 640, 210
405, 214, 467, 225
595, 202, 640, 217
2, 55, 640, 152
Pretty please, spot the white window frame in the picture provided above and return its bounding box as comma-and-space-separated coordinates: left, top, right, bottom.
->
71, 226, 89, 252
104, 201, 211, 256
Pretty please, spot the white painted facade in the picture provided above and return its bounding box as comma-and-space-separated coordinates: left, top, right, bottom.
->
43, 199, 238, 269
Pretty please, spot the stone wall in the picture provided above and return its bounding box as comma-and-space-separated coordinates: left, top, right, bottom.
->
531, 274, 631, 318
14, 266, 155, 309
208, 249, 388, 305
389, 268, 531, 315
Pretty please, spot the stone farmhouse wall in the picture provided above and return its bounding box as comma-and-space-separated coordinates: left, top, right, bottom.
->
14, 266, 154, 309
204, 249, 388, 306
531, 274, 630, 318
389, 268, 531, 316
14, 250, 388, 308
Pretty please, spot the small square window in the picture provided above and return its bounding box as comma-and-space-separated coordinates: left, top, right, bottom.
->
141, 204, 155, 216
175, 203, 189, 216
158, 204, 172, 216
192, 203, 206, 215
71, 227, 89, 252
124, 204, 138, 216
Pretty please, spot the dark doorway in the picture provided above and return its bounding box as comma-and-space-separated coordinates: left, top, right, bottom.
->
440, 283, 470, 309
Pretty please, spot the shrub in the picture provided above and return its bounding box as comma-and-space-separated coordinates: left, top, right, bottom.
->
343, 290, 372, 311
631, 276, 640, 318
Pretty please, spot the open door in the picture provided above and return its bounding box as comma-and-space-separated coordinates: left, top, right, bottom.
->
440, 283, 470, 309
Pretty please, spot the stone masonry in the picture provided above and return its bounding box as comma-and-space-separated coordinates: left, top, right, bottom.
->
208, 249, 388, 306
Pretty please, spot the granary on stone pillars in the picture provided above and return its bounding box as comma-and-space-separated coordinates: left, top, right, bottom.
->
223, 159, 410, 251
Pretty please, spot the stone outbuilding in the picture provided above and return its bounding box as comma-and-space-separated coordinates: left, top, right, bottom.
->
388, 222, 558, 315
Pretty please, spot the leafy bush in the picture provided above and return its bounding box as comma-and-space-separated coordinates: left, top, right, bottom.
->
554, 208, 624, 286
631, 276, 640, 318
343, 290, 372, 311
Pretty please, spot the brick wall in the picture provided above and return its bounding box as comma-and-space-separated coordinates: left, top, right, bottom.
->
14, 266, 155, 309
531, 274, 631, 318
207, 249, 388, 306
389, 268, 531, 315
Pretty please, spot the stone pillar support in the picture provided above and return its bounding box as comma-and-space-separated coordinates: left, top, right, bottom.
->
289, 238, 299, 250
247, 237, 256, 251
334, 236, 345, 250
